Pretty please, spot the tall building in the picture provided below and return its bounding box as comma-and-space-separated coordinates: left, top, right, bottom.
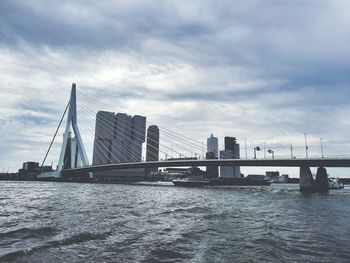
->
220, 137, 241, 178
207, 134, 218, 158
92, 111, 115, 164
206, 134, 219, 178
93, 111, 146, 165
224, 136, 240, 158
146, 125, 159, 162
206, 152, 219, 179
145, 125, 160, 175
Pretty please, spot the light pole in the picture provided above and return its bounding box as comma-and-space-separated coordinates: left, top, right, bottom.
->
304, 133, 309, 159
268, 149, 274, 159
245, 137, 248, 159
263, 142, 266, 159
290, 144, 294, 159
254, 146, 261, 159
320, 138, 324, 158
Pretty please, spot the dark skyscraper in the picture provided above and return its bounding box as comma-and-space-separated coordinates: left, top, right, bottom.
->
145, 125, 159, 175
220, 136, 241, 178
224, 136, 237, 152
93, 111, 146, 165
146, 125, 159, 162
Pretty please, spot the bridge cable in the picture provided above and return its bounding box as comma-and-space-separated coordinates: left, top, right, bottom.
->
77, 96, 201, 157
77, 90, 206, 152
77, 102, 180, 159
78, 105, 156, 162
40, 101, 70, 170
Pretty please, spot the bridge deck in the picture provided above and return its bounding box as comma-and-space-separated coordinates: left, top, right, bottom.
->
63, 158, 350, 174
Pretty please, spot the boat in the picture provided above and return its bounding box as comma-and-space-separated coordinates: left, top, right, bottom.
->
328, 178, 344, 190
172, 175, 210, 187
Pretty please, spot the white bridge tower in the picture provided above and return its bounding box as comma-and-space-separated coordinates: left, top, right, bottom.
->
39, 83, 90, 179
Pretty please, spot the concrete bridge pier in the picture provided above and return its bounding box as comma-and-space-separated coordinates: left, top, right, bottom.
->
299, 166, 329, 193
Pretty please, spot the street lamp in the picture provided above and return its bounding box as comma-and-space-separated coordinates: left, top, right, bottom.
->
268, 149, 274, 159
254, 146, 261, 159
304, 133, 309, 159
320, 138, 324, 158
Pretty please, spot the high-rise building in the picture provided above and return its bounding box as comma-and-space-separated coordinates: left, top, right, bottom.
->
220, 137, 241, 178
93, 111, 146, 165
145, 125, 159, 175
93, 111, 115, 164
207, 134, 218, 158
206, 134, 219, 178
146, 125, 159, 162
206, 152, 219, 178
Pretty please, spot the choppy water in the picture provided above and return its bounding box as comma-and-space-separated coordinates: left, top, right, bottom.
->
0, 181, 350, 263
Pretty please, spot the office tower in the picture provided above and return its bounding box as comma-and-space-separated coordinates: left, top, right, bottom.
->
130, 115, 146, 162
220, 137, 241, 178
207, 134, 218, 158
93, 111, 146, 165
93, 111, 115, 164
145, 125, 159, 175
146, 125, 159, 162
206, 152, 219, 178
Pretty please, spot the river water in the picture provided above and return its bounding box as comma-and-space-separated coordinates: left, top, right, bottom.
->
0, 181, 349, 262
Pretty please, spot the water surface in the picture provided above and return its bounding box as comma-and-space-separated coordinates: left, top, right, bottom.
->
1, 181, 349, 262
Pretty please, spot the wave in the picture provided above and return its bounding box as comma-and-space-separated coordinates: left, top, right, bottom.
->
0, 231, 111, 261
0, 226, 56, 240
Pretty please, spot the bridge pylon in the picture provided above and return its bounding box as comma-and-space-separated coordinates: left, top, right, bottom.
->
39, 83, 90, 179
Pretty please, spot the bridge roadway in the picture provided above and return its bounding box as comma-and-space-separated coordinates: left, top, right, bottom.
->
63, 158, 350, 174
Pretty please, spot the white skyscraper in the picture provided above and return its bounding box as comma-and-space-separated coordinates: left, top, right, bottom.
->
207, 134, 218, 158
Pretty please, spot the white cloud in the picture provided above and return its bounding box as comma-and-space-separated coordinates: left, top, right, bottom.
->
1, 0, 350, 177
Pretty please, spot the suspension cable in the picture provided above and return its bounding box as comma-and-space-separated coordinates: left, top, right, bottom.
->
40, 101, 70, 169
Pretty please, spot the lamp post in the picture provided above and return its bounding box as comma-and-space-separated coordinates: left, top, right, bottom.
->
254, 146, 261, 159
320, 138, 324, 158
290, 144, 294, 159
304, 133, 309, 159
268, 149, 274, 159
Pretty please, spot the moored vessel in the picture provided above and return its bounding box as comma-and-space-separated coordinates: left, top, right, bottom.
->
172, 175, 210, 187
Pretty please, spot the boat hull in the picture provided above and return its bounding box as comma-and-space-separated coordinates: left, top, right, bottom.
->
172, 180, 210, 187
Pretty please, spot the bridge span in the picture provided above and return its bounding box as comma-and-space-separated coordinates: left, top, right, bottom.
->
63, 158, 350, 174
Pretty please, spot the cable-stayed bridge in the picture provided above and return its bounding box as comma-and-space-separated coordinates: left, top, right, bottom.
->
39, 84, 350, 192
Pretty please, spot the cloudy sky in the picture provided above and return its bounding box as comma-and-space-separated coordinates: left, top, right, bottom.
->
1, 0, 350, 176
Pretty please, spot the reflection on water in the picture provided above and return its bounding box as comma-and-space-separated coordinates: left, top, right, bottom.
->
1, 181, 350, 262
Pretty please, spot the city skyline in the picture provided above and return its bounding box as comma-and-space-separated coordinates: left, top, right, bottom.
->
1, 1, 350, 177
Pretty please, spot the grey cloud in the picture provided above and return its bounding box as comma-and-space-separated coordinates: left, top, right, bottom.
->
1, 0, 350, 174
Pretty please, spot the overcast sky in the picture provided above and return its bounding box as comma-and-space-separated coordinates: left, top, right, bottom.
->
1, 0, 350, 176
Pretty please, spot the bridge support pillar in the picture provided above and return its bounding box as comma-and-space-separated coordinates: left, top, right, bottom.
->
38, 83, 91, 180
299, 166, 329, 193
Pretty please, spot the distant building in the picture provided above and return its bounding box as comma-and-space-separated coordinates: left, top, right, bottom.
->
220, 137, 241, 178
146, 125, 159, 175
92, 111, 146, 181
146, 125, 160, 162
93, 111, 146, 164
206, 152, 219, 179
17, 161, 52, 180
207, 134, 218, 158
93, 111, 115, 164
224, 137, 240, 158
